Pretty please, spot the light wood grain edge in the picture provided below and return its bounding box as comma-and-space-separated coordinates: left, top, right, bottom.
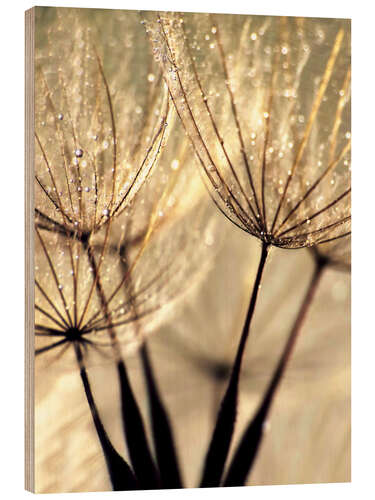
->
25, 6, 35, 493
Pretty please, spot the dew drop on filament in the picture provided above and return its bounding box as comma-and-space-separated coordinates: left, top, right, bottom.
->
171, 159, 179, 170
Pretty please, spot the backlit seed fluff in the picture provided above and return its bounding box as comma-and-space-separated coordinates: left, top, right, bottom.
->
144, 13, 351, 250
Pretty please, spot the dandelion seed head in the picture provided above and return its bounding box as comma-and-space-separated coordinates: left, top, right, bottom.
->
146, 14, 351, 250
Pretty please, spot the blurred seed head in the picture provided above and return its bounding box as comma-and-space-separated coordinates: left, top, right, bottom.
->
312, 233, 351, 270
34, 8, 221, 372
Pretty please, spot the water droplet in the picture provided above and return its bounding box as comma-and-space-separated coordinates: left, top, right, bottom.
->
57, 113, 64, 120
102, 209, 109, 216
250, 33, 257, 41
281, 45, 288, 55
58, 284, 64, 290
167, 196, 175, 207
345, 131, 351, 139
247, 67, 256, 78
147, 73, 155, 83
171, 159, 179, 170
211, 26, 217, 34
205, 232, 214, 246
84, 187, 90, 192
75, 148, 83, 158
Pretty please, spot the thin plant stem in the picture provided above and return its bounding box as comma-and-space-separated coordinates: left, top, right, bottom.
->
223, 256, 327, 486
73, 343, 137, 491
200, 241, 270, 487
82, 240, 159, 489
140, 343, 183, 489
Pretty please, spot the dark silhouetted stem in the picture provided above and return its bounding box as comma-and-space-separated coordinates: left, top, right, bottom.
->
223, 258, 326, 486
140, 343, 183, 489
74, 344, 137, 491
83, 240, 159, 489
200, 242, 270, 487
117, 360, 160, 490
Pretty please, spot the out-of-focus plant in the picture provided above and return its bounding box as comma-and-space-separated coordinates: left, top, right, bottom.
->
144, 12, 350, 486
34, 8, 217, 492
224, 236, 351, 486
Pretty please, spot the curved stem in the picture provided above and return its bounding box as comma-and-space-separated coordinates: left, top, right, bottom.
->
74, 343, 137, 491
223, 257, 326, 486
200, 242, 270, 487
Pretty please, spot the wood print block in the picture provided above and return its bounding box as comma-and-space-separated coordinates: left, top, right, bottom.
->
25, 6, 350, 493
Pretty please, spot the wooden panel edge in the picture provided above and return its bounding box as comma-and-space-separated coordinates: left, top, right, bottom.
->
25, 6, 35, 494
